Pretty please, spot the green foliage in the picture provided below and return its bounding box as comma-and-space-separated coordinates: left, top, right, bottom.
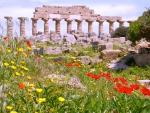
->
129, 8, 150, 44
111, 26, 129, 38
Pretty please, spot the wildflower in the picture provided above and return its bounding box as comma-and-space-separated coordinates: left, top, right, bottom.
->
18, 84, 25, 89
40, 55, 43, 58
34, 55, 39, 59
113, 78, 119, 82
66, 62, 72, 68
29, 83, 35, 87
27, 46, 31, 51
58, 97, 65, 102
72, 57, 76, 60
15, 53, 19, 57
28, 89, 32, 92
7, 49, 11, 53
27, 76, 31, 80
20, 71, 24, 76
6, 106, 13, 110
37, 98, 46, 104
140, 86, 150, 96
21, 61, 24, 64
119, 77, 128, 85
11, 65, 17, 70
3, 36, 8, 40
74, 63, 80, 67
36, 88, 43, 93
4, 62, 9, 67
10, 111, 18, 113
50, 108, 54, 112
23, 107, 27, 111
135, 76, 139, 80
26, 41, 32, 47
23, 52, 27, 57
15, 72, 20, 76
17, 48, 23, 52
23, 67, 29, 71
11, 61, 14, 64
130, 84, 140, 90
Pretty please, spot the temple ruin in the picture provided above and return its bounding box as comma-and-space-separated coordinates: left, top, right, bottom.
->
4, 5, 135, 37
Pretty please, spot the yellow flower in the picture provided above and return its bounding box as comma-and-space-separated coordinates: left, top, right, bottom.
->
37, 98, 46, 104
27, 46, 31, 51
17, 48, 23, 52
6, 106, 13, 110
21, 61, 24, 64
23, 107, 27, 111
11, 65, 17, 70
27, 76, 31, 80
15, 72, 20, 76
50, 108, 54, 112
10, 111, 17, 113
4, 62, 9, 67
29, 83, 35, 87
11, 61, 14, 64
7, 49, 11, 53
21, 71, 24, 76
58, 97, 65, 102
72, 57, 76, 60
36, 88, 43, 93
22, 82, 27, 86
40, 55, 43, 58
23, 52, 27, 57
23, 67, 29, 71
28, 89, 32, 92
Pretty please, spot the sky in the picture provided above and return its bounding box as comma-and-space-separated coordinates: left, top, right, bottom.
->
0, 0, 149, 37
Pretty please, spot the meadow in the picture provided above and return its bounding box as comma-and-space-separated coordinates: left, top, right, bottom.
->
1, 36, 150, 113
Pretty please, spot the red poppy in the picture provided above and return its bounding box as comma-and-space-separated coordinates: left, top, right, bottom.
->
74, 63, 80, 67
135, 76, 139, 80
113, 78, 119, 82
66, 62, 72, 68
91, 74, 100, 80
86, 72, 93, 77
15, 54, 19, 57
118, 84, 133, 94
140, 86, 150, 96
119, 77, 128, 85
3, 36, 8, 40
130, 84, 140, 90
26, 41, 32, 47
58, 61, 62, 65
34, 55, 39, 58
18, 84, 25, 89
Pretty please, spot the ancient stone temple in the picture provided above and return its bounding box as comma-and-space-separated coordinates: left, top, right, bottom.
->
4, 5, 135, 37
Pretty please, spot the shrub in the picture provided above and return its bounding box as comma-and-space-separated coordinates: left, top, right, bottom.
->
111, 26, 129, 38
129, 8, 150, 44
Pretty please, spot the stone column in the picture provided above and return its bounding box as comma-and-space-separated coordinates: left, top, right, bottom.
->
107, 20, 115, 34
65, 19, 73, 34
31, 18, 38, 36
18, 17, 27, 36
127, 20, 134, 26
42, 18, 49, 35
96, 20, 104, 36
75, 19, 82, 31
4, 16, 13, 38
53, 18, 61, 34
117, 20, 125, 27
86, 19, 94, 32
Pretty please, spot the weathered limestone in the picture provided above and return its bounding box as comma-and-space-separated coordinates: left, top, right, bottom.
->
18, 17, 27, 36
75, 19, 82, 31
31, 18, 38, 36
4, 16, 13, 37
86, 19, 94, 32
127, 20, 134, 26
42, 18, 49, 35
53, 18, 61, 34
96, 20, 104, 36
65, 19, 73, 34
117, 20, 125, 27
107, 20, 115, 34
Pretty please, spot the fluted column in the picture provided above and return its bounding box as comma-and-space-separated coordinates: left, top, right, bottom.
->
107, 20, 115, 34
53, 18, 61, 34
31, 18, 38, 36
127, 20, 134, 26
42, 18, 49, 35
65, 19, 73, 34
18, 17, 27, 36
75, 19, 82, 31
4, 16, 13, 38
96, 20, 104, 36
117, 20, 125, 27
86, 19, 94, 32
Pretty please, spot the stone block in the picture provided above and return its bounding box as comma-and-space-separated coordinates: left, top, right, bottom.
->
101, 50, 121, 61
99, 43, 113, 51
133, 53, 147, 66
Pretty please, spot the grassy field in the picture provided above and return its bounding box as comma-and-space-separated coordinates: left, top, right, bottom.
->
0, 36, 150, 113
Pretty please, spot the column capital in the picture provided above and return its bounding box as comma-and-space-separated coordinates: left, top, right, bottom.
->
53, 18, 61, 21
75, 19, 83, 22
31, 18, 38, 21
107, 20, 115, 23
86, 19, 95, 23
4, 16, 13, 20
127, 20, 135, 24
96, 19, 105, 23
117, 20, 125, 23
18, 17, 27, 21
41, 18, 49, 22
65, 19, 73, 22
